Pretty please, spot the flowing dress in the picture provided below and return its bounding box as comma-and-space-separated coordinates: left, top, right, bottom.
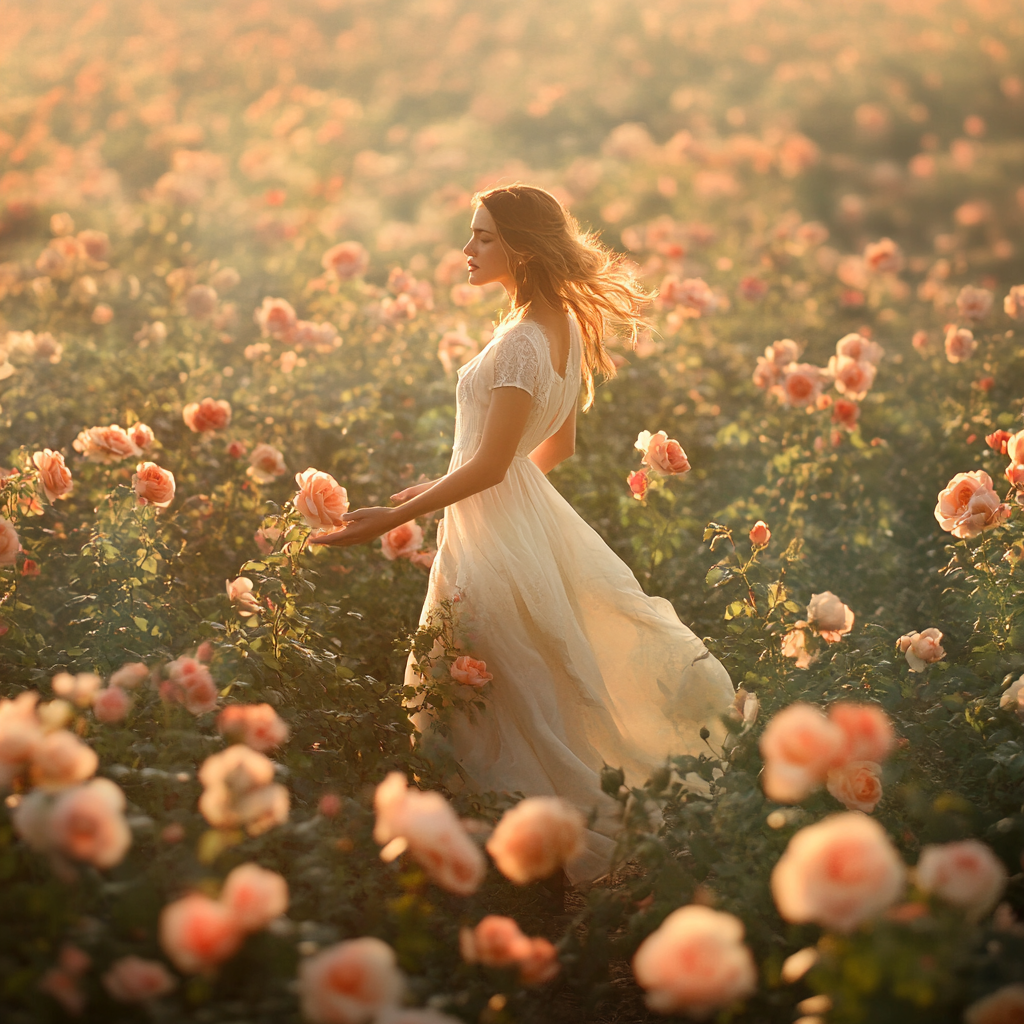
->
406, 316, 734, 883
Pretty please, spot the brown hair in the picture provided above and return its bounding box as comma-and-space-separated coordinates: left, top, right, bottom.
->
475, 184, 651, 410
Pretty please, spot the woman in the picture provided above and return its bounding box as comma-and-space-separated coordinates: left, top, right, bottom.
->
314, 185, 734, 882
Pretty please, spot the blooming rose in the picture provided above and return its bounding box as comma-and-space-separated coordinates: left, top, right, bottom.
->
322, 241, 370, 281
161, 656, 218, 715
159, 893, 244, 975
381, 522, 424, 560
1005, 285, 1024, 322
293, 320, 338, 350
835, 332, 884, 365
964, 985, 1024, 1024
759, 703, 846, 803
806, 591, 855, 642
102, 956, 177, 1002
1007, 430, 1024, 465
916, 840, 1007, 919
518, 937, 561, 986
52, 671, 102, 708
72, 425, 141, 463
831, 398, 860, 431
934, 470, 1010, 539
133, 462, 175, 508
182, 398, 232, 432
295, 468, 349, 533
627, 468, 649, 500
450, 656, 492, 688
826, 760, 883, 813
247, 443, 287, 484
828, 355, 876, 401
987, 430, 1012, 455
632, 905, 757, 1017
486, 796, 586, 884
29, 728, 98, 789
93, 686, 134, 724
777, 364, 824, 408
217, 703, 289, 752
897, 628, 946, 671
0, 516, 22, 566
635, 430, 690, 474
220, 862, 289, 932
255, 296, 298, 340
373, 772, 485, 895
127, 422, 155, 450
659, 275, 717, 316
771, 812, 906, 932
48, 777, 132, 868
1000, 675, 1024, 717
749, 521, 770, 547
945, 325, 977, 363
32, 449, 73, 502
225, 577, 261, 618
198, 744, 289, 836
0, 691, 43, 788
109, 662, 149, 689
781, 628, 812, 669
298, 938, 405, 1024
829, 702, 896, 764
752, 339, 800, 390
956, 285, 993, 321
185, 284, 218, 320
460, 915, 533, 966
863, 237, 903, 274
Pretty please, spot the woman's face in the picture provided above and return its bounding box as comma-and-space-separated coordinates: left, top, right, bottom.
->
463, 204, 512, 290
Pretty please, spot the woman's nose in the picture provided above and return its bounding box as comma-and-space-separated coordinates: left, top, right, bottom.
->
463, 238, 474, 256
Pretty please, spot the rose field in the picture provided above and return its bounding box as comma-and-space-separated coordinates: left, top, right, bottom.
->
4, 0, 1024, 1021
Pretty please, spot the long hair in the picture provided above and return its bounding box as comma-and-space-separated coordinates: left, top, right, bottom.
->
475, 184, 651, 410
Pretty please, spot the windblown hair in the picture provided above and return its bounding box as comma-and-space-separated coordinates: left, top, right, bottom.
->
475, 184, 651, 410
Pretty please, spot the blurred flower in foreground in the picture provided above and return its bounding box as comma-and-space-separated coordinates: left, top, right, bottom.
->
916, 839, 1006, 920
486, 795, 585, 884
299, 938, 405, 1024
217, 703, 289, 752
247, 443, 287, 483
198, 745, 289, 835
183, 398, 232, 433
956, 285, 993, 322
1005, 285, 1024, 321
102, 956, 177, 1003
964, 985, 1024, 1024
460, 916, 560, 986
944, 326, 977, 363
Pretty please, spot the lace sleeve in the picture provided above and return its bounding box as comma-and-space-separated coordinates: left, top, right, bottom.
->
491, 326, 544, 397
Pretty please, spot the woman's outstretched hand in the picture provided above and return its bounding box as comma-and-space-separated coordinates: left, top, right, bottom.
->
308, 506, 398, 547
390, 479, 438, 504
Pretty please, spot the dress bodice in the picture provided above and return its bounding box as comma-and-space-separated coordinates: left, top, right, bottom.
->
451, 317, 581, 465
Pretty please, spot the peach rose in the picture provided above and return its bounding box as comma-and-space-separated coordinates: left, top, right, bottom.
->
934, 470, 1010, 539
752, 340, 799, 390
945, 325, 977, 363
1007, 429, 1024, 465
298, 937, 405, 1024
102, 955, 177, 1002
210, 266, 240, 292
957, 285, 993, 321
322, 241, 370, 281
77, 229, 110, 263
627, 468, 648, 500
1000, 676, 1024, 716
632, 905, 757, 1017
1005, 286, 1024, 322
749, 521, 770, 547
806, 591, 854, 642
225, 576, 260, 617
32, 449, 73, 502
93, 686, 134, 724
460, 915, 533, 967
916, 840, 1007, 919
30, 729, 99, 789
450, 655, 492, 688
292, 320, 338, 350
827, 355, 876, 401
828, 702, 896, 764
486, 796, 586, 884
185, 284, 218, 319
182, 398, 232, 433
988, 429, 1013, 455
635, 430, 690, 474
831, 398, 860, 431
759, 703, 846, 803
295, 468, 350, 533
220, 862, 289, 932
518, 937, 561, 985
127, 422, 155, 451
52, 671, 102, 708
826, 760, 883, 813
159, 893, 244, 975
133, 462, 176, 508
255, 296, 298, 340
780, 628, 812, 670
964, 984, 1024, 1024
897, 628, 946, 671
198, 744, 289, 836
247, 443, 287, 484
659, 276, 717, 316
835, 332, 884, 365
49, 777, 132, 868
161, 656, 218, 715
777, 363, 824, 409
109, 662, 149, 689
772, 812, 906, 932
0, 691, 43, 787
381, 522, 424, 560
216, 703, 289, 752
72, 425, 142, 464
863, 237, 903, 274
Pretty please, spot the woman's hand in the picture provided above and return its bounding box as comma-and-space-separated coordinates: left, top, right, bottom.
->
308, 506, 399, 547
390, 478, 439, 504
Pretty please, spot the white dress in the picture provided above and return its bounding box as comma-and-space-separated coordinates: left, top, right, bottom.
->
407, 316, 735, 883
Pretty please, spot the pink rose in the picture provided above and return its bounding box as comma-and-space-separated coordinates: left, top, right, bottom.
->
627, 468, 649, 500
916, 840, 1007, 919
956, 284, 993, 321
987, 430, 1012, 454
659, 275, 717, 316
32, 449, 73, 502
759, 703, 846, 803
829, 702, 896, 764
217, 703, 289, 752
863, 237, 903, 274
0, 516, 22, 566
30, 729, 99, 789
738, 276, 768, 302
831, 398, 860, 431
934, 470, 1010, 539
255, 296, 298, 340
159, 893, 244, 975
72, 425, 141, 464
49, 777, 132, 868
1005, 285, 1024, 322
827, 355, 876, 401
38, 966, 85, 1015
109, 662, 149, 689
835, 332, 884, 364
221, 862, 289, 932
321, 242, 370, 281
806, 591, 854, 642
964, 985, 1024, 1024
897, 628, 946, 671
450, 655, 492, 688
127, 422, 155, 450
460, 915, 533, 967
198, 745, 289, 836
93, 686, 133, 724
1007, 430, 1024, 465
826, 760, 883, 813
247, 443, 287, 484
777, 363, 824, 408
635, 430, 690, 474
294, 468, 349, 533
752, 340, 800, 390
381, 522, 424, 560
52, 671, 102, 708
292, 320, 338, 351
133, 462, 175, 508
185, 284, 218, 320
182, 398, 232, 433
298, 938, 405, 1024
486, 796, 586, 884
945, 325, 978, 363
162, 656, 218, 715
749, 520, 770, 547
225, 577, 261, 618
102, 955, 177, 1002
632, 905, 757, 1017
771, 812, 906, 932
518, 937, 561, 986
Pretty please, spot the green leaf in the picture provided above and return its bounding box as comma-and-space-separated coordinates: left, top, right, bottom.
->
133, 616, 148, 631
705, 566, 732, 588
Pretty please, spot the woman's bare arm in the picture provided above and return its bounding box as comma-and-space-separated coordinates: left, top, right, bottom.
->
529, 404, 576, 474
